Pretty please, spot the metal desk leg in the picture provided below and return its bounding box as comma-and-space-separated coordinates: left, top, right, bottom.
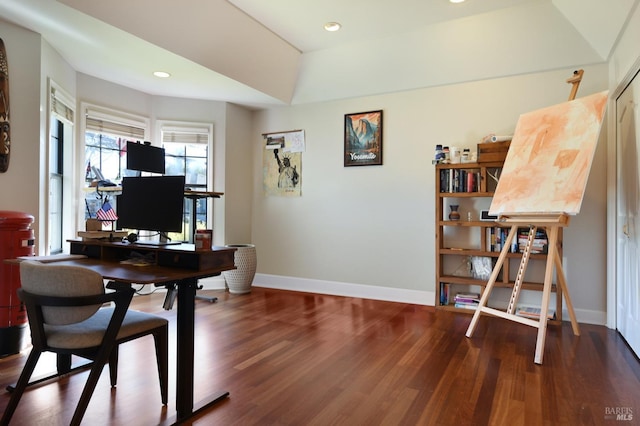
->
171, 278, 228, 423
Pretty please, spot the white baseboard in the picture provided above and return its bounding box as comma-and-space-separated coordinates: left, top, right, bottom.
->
254, 273, 435, 305
488, 300, 606, 326
133, 272, 606, 326
253, 273, 607, 325
197, 275, 227, 290
562, 308, 606, 326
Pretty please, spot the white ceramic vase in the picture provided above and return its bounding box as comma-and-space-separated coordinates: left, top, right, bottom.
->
223, 244, 257, 294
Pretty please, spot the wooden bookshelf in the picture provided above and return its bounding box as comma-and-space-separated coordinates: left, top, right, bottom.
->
434, 161, 563, 323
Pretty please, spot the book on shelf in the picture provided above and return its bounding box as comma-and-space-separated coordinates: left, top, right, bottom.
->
488, 227, 495, 251
77, 230, 128, 240
515, 306, 556, 320
517, 228, 548, 254
454, 292, 480, 306
439, 169, 480, 193
439, 283, 450, 305
454, 302, 478, 310
487, 227, 507, 252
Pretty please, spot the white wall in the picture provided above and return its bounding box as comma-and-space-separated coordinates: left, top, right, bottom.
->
0, 23, 48, 254
224, 103, 254, 245
609, 2, 640, 86
252, 65, 609, 323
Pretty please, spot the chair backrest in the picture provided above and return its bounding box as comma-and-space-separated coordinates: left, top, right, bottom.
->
19, 261, 106, 325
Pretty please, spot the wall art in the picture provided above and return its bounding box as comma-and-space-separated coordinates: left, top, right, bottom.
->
0, 38, 10, 173
262, 130, 303, 197
344, 110, 382, 166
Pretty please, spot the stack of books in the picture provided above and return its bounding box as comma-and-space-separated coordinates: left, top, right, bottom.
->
77, 230, 128, 241
454, 292, 480, 310
517, 228, 548, 254
515, 306, 556, 320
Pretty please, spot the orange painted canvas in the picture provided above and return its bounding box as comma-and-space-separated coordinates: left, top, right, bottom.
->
490, 90, 608, 216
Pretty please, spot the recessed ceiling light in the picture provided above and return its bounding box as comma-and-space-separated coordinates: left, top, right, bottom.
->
153, 71, 171, 78
450, 0, 466, 3
324, 22, 341, 32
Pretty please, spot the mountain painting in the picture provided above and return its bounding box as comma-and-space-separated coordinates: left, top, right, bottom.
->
344, 110, 383, 166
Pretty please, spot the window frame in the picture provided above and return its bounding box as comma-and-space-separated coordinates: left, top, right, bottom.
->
47, 80, 75, 255
158, 120, 213, 241
80, 103, 150, 229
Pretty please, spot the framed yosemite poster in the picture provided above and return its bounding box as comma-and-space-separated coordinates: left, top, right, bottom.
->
344, 110, 383, 166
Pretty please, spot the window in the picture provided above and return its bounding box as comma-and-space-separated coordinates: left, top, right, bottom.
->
82, 104, 149, 223
83, 104, 148, 183
48, 83, 74, 254
49, 119, 64, 254
160, 122, 212, 242
84, 133, 127, 183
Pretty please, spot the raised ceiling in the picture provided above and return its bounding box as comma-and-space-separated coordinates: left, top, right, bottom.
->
0, 0, 637, 108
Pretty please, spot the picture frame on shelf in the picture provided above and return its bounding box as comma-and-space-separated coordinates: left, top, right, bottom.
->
344, 110, 383, 167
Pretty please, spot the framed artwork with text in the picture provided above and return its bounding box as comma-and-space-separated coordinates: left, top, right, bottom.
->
344, 110, 383, 167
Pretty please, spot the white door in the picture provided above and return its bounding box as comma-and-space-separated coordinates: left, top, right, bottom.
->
616, 69, 640, 357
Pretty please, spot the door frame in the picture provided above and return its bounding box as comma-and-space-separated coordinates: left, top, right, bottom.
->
608, 55, 640, 329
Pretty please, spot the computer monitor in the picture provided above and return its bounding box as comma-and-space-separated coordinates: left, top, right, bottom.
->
117, 175, 185, 236
126, 141, 165, 174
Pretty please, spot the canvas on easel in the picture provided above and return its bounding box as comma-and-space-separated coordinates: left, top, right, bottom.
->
490, 90, 608, 216
465, 89, 608, 364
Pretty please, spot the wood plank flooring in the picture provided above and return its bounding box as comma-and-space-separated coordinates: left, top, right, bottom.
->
1, 287, 639, 425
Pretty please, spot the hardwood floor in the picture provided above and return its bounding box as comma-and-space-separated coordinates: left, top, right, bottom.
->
1, 287, 639, 425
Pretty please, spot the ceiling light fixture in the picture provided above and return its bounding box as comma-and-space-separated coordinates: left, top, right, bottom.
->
324, 22, 341, 32
153, 71, 171, 78
450, 0, 466, 3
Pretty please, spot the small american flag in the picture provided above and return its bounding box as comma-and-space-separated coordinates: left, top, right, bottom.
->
96, 201, 118, 222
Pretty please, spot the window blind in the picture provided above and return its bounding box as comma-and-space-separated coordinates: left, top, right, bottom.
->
85, 106, 147, 140
50, 87, 74, 125
161, 125, 211, 144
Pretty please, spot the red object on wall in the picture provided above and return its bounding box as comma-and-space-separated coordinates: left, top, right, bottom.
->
0, 211, 34, 357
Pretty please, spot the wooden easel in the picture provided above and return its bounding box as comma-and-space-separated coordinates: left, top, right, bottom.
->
567, 69, 584, 101
465, 70, 585, 364
465, 214, 580, 364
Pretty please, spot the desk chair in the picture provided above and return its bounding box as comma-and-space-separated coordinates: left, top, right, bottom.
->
1, 261, 168, 426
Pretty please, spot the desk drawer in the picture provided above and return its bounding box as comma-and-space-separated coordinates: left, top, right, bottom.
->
156, 250, 235, 271
157, 252, 199, 269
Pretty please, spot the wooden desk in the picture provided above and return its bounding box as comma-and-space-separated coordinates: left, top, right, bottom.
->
61, 240, 236, 424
